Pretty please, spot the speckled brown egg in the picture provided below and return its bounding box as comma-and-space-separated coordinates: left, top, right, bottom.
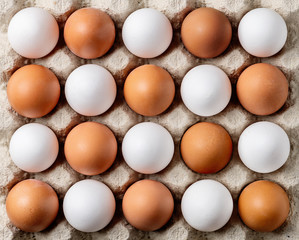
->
122, 179, 174, 231
181, 8, 232, 58
124, 64, 175, 116
237, 63, 288, 115
7, 64, 60, 118
64, 8, 115, 59
238, 180, 290, 232
64, 121, 117, 175
6, 179, 59, 232
180, 122, 232, 174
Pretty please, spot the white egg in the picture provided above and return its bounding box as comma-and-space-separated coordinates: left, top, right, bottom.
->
65, 64, 117, 116
8, 7, 59, 59
63, 179, 115, 232
238, 8, 287, 57
181, 179, 233, 232
180, 65, 231, 117
122, 122, 174, 174
238, 121, 290, 173
9, 123, 59, 172
122, 8, 173, 58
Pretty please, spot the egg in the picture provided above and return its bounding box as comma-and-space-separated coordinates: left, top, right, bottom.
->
181, 179, 233, 232
8, 7, 59, 59
64, 122, 117, 175
64, 8, 115, 59
180, 65, 231, 116
238, 180, 289, 232
7, 64, 60, 118
238, 121, 290, 173
122, 122, 174, 174
237, 63, 288, 115
6, 179, 59, 232
181, 8, 232, 58
63, 179, 115, 232
180, 122, 232, 174
65, 64, 116, 116
124, 64, 175, 116
238, 8, 287, 57
9, 123, 59, 173
122, 179, 174, 231
122, 8, 173, 58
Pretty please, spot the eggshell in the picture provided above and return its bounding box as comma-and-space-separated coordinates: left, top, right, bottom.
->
65, 64, 117, 116
9, 123, 59, 173
6, 179, 59, 232
124, 64, 175, 116
63, 179, 115, 232
122, 122, 174, 174
181, 179, 233, 232
64, 8, 115, 59
7, 64, 60, 118
238, 121, 290, 173
238, 8, 287, 57
180, 122, 232, 174
238, 180, 290, 232
122, 8, 173, 58
237, 63, 288, 115
180, 65, 231, 116
181, 8, 232, 58
122, 179, 174, 231
8, 7, 59, 58
64, 122, 117, 175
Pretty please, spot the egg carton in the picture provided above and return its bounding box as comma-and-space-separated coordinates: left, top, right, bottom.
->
0, 0, 298, 239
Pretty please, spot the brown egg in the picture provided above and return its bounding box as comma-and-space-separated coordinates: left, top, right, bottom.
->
64, 8, 115, 59
237, 63, 288, 115
124, 64, 175, 116
238, 180, 290, 232
180, 122, 232, 174
7, 64, 60, 118
64, 121, 117, 175
181, 8, 232, 58
122, 179, 174, 231
6, 179, 59, 232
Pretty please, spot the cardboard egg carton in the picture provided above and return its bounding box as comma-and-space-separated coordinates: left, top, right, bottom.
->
0, 0, 298, 239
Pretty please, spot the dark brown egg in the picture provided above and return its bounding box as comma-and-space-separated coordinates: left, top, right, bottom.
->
181, 8, 232, 58
180, 122, 232, 174
238, 180, 290, 232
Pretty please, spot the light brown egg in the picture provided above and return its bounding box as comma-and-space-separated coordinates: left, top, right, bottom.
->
181, 8, 232, 58
7, 64, 60, 118
64, 121, 117, 175
6, 179, 59, 232
237, 63, 288, 115
122, 179, 174, 231
180, 122, 232, 174
124, 64, 175, 116
64, 8, 115, 59
238, 180, 290, 232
